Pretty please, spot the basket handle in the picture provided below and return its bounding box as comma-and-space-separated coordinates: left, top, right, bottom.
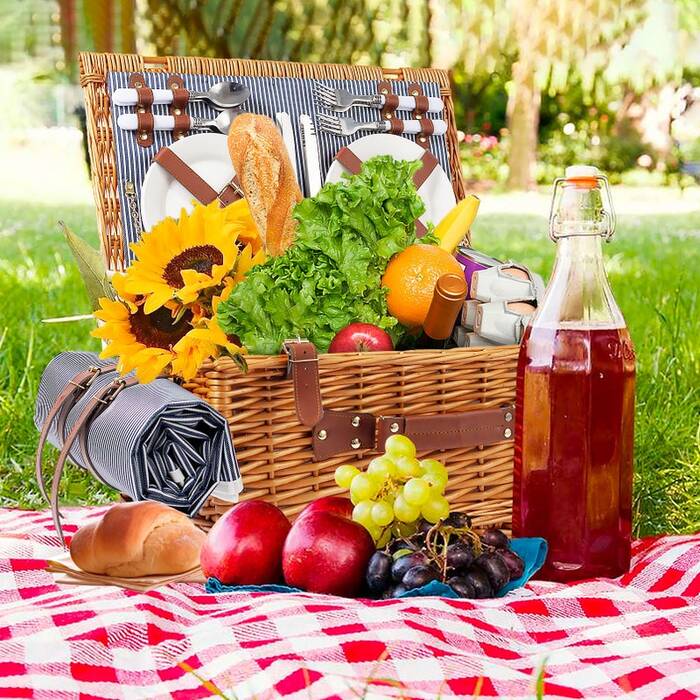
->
282, 341, 514, 461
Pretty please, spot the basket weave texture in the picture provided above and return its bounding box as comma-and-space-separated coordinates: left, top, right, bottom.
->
79, 51, 518, 530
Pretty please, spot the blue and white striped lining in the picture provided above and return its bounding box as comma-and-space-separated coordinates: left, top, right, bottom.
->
105, 70, 451, 266
34, 352, 242, 516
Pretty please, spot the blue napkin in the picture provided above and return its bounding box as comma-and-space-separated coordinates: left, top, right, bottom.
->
205, 537, 548, 599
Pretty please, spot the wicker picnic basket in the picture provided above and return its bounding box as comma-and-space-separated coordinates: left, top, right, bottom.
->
79, 51, 519, 530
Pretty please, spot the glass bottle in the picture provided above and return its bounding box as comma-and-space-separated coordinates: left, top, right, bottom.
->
417, 273, 468, 349
513, 165, 635, 581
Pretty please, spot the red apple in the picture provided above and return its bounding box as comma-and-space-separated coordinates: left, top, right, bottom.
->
282, 511, 375, 596
297, 496, 353, 521
200, 500, 290, 585
328, 323, 393, 353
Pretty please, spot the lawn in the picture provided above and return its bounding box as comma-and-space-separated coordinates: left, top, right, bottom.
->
0, 131, 698, 536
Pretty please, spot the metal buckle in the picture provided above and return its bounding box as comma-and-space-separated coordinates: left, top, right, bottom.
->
97, 378, 127, 405
282, 338, 317, 378
68, 365, 103, 391
217, 179, 244, 206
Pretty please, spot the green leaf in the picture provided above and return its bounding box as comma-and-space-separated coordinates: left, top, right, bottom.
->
533, 658, 548, 699
59, 221, 115, 311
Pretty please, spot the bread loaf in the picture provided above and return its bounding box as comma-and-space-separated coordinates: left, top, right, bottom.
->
227, 113, 302, 256
70, 501, 205, 577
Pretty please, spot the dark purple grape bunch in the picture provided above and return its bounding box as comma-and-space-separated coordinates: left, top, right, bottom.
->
444, 527, 526, 599
365, 517, 525, 600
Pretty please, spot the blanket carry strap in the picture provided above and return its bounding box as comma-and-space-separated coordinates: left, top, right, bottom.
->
35, 364, 116, 502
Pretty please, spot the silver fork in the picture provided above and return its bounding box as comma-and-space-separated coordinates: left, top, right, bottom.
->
317, 113, 447, 137
313, 82, 383, 111
317, 113, 385, 136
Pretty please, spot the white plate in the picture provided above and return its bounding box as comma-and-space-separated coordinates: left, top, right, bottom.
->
324, 134, 456, 227
140, 133, 234, 231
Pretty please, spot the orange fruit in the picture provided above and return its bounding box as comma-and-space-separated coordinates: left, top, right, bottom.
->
382, 244, 463, 327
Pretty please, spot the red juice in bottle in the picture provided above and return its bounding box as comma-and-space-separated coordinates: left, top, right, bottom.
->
513, 166, 635, 581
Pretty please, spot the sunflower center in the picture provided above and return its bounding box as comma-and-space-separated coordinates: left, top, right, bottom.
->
162, 245, 224, 288
129, 306, 193, 350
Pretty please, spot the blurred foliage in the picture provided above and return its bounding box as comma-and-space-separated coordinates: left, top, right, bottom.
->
460, 133, 509, 185
143, 0, 432, 67
537, 118, 647, 184
1, 0, 699, 189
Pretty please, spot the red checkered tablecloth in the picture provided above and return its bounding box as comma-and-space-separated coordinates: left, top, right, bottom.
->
1, 507, 699, 699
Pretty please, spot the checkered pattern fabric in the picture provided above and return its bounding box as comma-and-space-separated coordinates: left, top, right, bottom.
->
1, 507, 698, 699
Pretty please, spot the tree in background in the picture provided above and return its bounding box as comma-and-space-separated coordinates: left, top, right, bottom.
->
431, 0, 646, 189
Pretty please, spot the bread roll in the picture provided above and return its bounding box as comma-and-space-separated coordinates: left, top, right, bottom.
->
227, 113, 302, 256
70, 501, 205, 577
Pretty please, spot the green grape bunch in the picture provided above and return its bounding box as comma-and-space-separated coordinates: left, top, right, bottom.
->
334, 435, 450, 545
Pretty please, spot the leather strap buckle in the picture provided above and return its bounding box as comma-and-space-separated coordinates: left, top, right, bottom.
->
96, 377, 128, 405
67, 364, 102, 390
282, 340, 323, 426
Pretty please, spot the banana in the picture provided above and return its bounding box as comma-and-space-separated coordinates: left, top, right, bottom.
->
435, 195, 480, 253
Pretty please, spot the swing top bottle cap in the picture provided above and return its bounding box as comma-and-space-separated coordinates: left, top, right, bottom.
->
565, 165, 599, 179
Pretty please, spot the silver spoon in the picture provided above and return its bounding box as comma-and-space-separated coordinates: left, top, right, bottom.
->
189, 81, 250, 109
116, 108, 242, 134
111, 81, 250, 109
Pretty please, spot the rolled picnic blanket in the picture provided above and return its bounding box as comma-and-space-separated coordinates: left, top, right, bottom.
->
35, 351, 241, 538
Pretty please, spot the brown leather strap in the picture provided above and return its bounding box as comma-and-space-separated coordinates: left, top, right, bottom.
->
171, 88, 189, 111
388, 118, 404, 135
217, 175, 244, 207
377, 406, 514, 453
155, 147, 218, 204
335, 146, 363, 175
35, 368, 96, 501
311, 404, 514, 461
313, 410, 376, 461
172, 113, 191, 135
283, 341, 323, 427
50, 376, 137, 544
135, 87, 154, 108
377, 80, 394, 119
129, 73, 154, 148
167, 75, 189, 140
414, 95, 429, 114
420, 119, 436, 137
35, 365, 116, 502
414, 150, 439, 189
408, 82, 430, 150
136, 111, 154, 135
383, 94, 400, 113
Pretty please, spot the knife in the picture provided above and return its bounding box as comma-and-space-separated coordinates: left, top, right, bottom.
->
299, 114, 322, 197
275, 112, 299, 186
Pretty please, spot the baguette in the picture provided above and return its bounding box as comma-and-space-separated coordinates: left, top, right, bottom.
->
70, 501, 205, 577
227, 113, 302, 256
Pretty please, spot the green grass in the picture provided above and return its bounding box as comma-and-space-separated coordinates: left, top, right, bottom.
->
0, 133, 698, 535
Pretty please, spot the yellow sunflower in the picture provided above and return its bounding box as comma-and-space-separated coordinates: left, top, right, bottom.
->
110, 271, 138, 312
92, 299, 193, 383
124, 200, 260, 313
187, 316, 243, 358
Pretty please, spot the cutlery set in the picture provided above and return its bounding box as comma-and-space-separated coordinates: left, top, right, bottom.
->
113, 75, 451, 228
317, 114, 448, 137
312, 82, 444, 113
112, 81, 251, 109
115, 79, 447, 140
